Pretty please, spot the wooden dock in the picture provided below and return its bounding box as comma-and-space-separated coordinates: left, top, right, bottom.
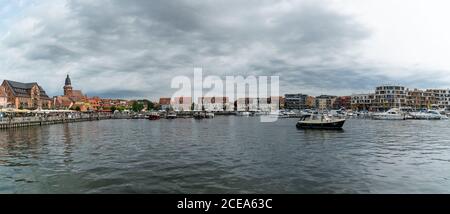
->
0, 114, 115, 129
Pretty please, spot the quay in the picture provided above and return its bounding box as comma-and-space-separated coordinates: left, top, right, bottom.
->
0, 113, 121, 130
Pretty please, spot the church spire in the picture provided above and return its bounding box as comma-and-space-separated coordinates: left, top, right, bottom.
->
65, 74, 71, 86
64, 74, 73, 96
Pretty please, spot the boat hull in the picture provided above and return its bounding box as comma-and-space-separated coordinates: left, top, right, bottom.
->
148, 115, 160, 120
372, 116, 405, 120
296, 119, 345, 130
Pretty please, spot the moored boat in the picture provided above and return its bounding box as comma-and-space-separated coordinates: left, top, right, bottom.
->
148, 112, 161, 120
372, 108, 406, 120
166, 112, 177, 119
409, 110, 448, 120
205, 112, 215, 118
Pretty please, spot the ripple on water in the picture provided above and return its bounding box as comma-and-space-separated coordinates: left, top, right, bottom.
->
0, 118, 450, 193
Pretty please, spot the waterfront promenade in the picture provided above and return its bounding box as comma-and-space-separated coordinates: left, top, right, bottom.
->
0, 113, 119, 129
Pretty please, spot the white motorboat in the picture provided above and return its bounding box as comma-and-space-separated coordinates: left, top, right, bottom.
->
372, 108, 406, 120
409, 110, 448, 120
239, 112, 251, 117
166, 112, 177, 119
205, 112, 215, 118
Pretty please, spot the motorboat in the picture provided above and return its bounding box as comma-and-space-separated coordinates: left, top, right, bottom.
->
166, 112, 177, 119
148, 112, 161, 120
205, 112, 215, 118
239, 112, 251, 117
409, 110, 448, 120
296, 114, 346, 130
194, 112, 214, 119
372, 108, 406, 120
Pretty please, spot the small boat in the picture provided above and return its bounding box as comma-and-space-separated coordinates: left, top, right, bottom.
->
409, 109, 448, 120
148, 112, 160, 120
372, 108, 406, 120
194, 112, 215, 119
166, 112, 177, 119
296, 114, 346, 130
239, 112, 251, 117
193, 112, 205, 119
205, 112, 215, 118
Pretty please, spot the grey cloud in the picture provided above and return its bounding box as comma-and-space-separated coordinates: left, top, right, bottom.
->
1, 0, 380, 100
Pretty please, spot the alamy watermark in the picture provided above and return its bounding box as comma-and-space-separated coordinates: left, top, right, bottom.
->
170, 68, 280, 122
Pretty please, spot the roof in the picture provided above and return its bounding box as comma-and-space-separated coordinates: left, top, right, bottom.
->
65, 74, 71, 86
0, 86, 6, 97
2, 80, 51, 99
159, 98, 171, 105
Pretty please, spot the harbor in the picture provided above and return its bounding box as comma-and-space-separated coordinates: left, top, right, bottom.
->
1, 117, 450, 194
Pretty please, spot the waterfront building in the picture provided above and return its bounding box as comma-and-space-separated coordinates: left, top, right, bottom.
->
1, 80, 52, 109
0, 86, 8, 108
54, 75, 90, 111
256, 98, 276, 112
88, 96, 101, 111
373, 85, 407, 111
268, 96, 284, 111
278, 96, 286, 109
351, 93, 374, 111
237, 97, 258, 112
159, 98, 172, 111
53, 96, 74, 110
315, 95, 337, 110
426, 89, 450, 110
63, 75, 87, 102
100, 99, 129, 110
306, 96, 316, 109
406, 89, 436, 110
197, 97, 231, 111
284, 94, 308, 110
333, 96, 351, 109
172, 97, 192, 111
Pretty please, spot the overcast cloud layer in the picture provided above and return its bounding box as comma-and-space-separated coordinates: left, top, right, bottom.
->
1, 0, 450, 99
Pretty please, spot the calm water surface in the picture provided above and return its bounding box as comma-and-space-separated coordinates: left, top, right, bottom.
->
1, 117, 450, 193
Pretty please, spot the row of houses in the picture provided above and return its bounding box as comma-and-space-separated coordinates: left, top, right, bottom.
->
283, 94, 351, 110
158, 96, 285, 112
157, 95, 352, 112
351, 85, 450, 111
0, 76, 140, 112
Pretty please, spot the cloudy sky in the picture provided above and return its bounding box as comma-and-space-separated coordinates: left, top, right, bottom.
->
1, 0, 450, 100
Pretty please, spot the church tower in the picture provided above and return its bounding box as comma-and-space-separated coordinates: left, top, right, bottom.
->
64, 74, 73, 96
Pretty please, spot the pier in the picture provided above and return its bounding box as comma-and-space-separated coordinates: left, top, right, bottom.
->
0, 113, 116, 129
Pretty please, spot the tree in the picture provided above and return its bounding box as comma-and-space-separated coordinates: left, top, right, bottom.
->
132, 102, 145, 112
75, 106, 81, 111
110, 106, 117, 113
191, 103, 195, 111
147, 101, 155, 110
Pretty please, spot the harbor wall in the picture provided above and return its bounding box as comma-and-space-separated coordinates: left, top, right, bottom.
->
0, 114, 123, 129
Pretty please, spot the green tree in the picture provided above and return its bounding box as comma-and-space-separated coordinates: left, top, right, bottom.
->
110, 106, 117, 112
147, 101, 155, 110
132, 102, 145, 112
140, 99, 155, 111
75, 106, 81, 111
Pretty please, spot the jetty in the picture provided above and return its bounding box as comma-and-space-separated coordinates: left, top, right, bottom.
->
0, 109, 132, 129
0, 113, 117, 129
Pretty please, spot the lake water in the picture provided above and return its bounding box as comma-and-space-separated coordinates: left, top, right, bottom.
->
1, 117, 450, 193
